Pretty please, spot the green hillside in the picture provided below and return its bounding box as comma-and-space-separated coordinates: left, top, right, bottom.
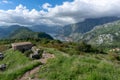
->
9, 27, 53, 40
0, 49, 40, 80
0, 38, 120, 80
38, 48, 120, 80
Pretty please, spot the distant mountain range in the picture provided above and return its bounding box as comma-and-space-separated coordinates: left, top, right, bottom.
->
0, 25, 23, 38
1, 16, 120, 44
0, 25, 61, 39
61, 17, 120, 41
0, 28, 6, 38
60, 16, 120, 46
29, 25, 62, 34
9, 27, 53, 39
0, 25, 53, 40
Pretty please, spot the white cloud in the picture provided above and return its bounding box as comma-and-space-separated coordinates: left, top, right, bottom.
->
0, 0, 120, 26
3, 0, 9, 3
0, 0, 12, 4
42, 3, 52, 10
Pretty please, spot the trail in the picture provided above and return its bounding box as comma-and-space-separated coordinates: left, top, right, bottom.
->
18, 52, 55, 80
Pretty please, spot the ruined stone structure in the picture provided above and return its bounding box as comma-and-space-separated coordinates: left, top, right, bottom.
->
11, 42, 33, 52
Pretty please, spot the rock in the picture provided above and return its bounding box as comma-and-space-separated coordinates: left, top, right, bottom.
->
0, 64, 6, 71
30, 53, 40, 59
0, 53, 4, 60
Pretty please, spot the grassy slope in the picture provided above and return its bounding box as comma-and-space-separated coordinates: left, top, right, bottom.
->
0, 49, 41, 80
39, 48, 120, 80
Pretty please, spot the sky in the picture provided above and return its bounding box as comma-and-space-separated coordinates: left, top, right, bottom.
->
0, 0, 73, 10
0, 0, 120, 26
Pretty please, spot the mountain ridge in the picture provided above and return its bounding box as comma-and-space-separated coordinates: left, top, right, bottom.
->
0, 25, 60, 39
61, 17, 120, 41
8, 27, 53, 40
80, 20, 120, 46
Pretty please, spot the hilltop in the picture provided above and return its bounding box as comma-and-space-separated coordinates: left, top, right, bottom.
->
0, 37, 120, 80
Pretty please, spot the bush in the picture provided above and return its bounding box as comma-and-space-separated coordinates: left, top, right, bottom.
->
75, 41, 105, 54
24, 50, 33, 57
109, 53, 120, 61
0, 45, 10, 52
76, 41, 92, 52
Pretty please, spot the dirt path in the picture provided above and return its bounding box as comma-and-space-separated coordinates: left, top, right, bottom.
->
18, 52, 55, 80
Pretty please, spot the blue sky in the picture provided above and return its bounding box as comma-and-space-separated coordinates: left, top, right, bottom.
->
0, 0, 120, 26
0, 0, 73, 10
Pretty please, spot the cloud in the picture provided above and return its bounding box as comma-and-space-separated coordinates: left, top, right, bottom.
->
47, 0, 120, 22
42, 3, 52, 10
0, 0, 120, 26
0, 0, 12, 4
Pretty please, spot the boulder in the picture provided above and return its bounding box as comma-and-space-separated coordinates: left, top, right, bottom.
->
30, 53, 40, 59
0, 64, 6, 71
0, 53, 4, 60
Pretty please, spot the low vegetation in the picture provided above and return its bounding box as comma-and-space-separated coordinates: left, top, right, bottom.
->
0, 49, 41, 80
39, 48, 120, 80
0, 38, 120, 80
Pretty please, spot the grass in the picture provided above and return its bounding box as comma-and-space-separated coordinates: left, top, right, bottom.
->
0, 40, 119, 80
0, 49, 41, 80
38, 48, 120, 80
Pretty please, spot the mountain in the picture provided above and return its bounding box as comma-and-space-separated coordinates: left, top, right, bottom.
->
0, 28, 6, 38
4, 25, 23, 33
0, 25, 23, 39
0, 25, 61, 39
9, 27, 53, 40
29, 25, 62, 34
61, 17, 120, 41
80, 20, 120, 46
0, 17, 120, 41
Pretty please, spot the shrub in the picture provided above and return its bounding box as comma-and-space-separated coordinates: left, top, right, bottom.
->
109, 53, 120, 61
24, 50, 33, 57
0, 45, 10, 52
76, 41, 92, 52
